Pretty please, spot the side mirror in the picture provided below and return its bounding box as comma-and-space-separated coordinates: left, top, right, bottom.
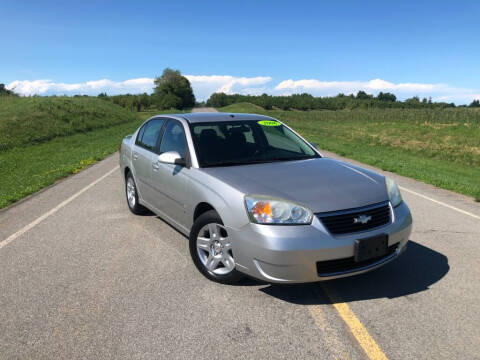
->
310, 142, 318, 149
158, 151, 186, 166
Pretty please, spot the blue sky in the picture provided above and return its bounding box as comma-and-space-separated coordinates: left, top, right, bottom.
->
2, 0, 479, 103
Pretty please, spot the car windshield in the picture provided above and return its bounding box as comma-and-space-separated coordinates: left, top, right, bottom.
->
190, 120, 320, 167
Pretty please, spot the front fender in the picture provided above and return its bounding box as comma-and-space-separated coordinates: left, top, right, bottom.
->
185, 170, 249, 231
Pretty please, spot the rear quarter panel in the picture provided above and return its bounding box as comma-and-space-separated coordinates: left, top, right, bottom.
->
120, 133, 135, 180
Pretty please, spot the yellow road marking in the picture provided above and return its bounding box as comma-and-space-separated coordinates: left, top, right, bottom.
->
308, 304, 351, 360
321, 284, 388, 360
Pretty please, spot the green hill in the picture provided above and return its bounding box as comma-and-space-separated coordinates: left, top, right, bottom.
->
0, 97, 184, 209
0, 96, 139, 151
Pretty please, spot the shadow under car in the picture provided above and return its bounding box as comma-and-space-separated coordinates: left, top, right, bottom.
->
259, 241, 449, 304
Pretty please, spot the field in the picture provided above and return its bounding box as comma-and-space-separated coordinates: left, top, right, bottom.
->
0, 97, 139, 151
0, 97, 175, 209
2, 97, 478, 209
219, 103, 480, 201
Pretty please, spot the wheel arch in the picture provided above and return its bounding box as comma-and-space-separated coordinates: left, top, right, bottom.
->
124, 166, 131, 179
193, 202, 218, 223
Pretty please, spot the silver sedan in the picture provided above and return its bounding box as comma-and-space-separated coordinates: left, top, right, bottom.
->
120, 112, 412, 284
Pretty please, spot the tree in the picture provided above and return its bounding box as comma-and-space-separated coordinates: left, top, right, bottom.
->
469, 99, 480, 107
206, 92, 229, 107
0, 83, 17, 96
377, 92, 396, 102
405, 96, 420, 104
356, 90, 372, 100
257, 93, 273, 110
139, 93, 151, 111
158, 93, 183, 109
153, 68, 195, 109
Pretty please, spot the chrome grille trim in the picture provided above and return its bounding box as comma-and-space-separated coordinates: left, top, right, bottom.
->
316, 201, 392, 235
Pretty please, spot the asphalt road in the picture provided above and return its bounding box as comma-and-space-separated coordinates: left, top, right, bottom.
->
0, 109, 479, 359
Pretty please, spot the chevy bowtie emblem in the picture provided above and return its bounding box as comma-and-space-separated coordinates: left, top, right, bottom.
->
353, 215, 372, 224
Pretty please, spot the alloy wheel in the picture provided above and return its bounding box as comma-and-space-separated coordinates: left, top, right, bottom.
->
126, 177, 136, 208
196, 223, 235, 275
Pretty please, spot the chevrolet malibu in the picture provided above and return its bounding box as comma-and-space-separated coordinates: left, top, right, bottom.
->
120, 112, 412, 284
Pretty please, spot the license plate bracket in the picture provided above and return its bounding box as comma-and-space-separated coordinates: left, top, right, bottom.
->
354, 234, 388, 262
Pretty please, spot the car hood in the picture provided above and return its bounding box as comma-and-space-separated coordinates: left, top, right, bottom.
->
200, 158, 388, 213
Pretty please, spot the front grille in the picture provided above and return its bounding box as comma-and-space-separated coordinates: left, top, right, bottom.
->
317, 244, 397, 276
317, 202, 391, 235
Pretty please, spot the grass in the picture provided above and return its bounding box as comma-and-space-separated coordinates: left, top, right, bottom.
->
0, 97, 181, 209
3, 98, 478, 208
0, 96, 138, 151
219, 103, 480, 201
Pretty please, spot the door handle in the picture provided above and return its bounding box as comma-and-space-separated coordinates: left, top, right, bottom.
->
132, 152, 139, 160
152, 161, 159, 171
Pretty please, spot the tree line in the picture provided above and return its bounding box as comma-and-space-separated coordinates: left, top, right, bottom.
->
206, 91, 480, 110
3, 70, 480, 110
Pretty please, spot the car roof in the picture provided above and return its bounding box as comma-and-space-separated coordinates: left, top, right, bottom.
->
160, 112, 276, 124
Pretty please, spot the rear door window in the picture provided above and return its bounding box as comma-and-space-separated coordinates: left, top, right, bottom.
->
135, 124, 147, 146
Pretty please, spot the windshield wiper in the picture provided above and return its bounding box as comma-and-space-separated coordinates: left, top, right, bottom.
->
202, 156, 316, 167
202, 161, 248, 167
264, 156, 317, 162
203, 160, 268, 167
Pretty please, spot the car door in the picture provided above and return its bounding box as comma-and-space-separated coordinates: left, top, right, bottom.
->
150, 119, 190, 227
131, 119, 166, 202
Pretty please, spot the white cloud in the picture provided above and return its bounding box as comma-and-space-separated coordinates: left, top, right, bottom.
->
275, 78, 444, 95
6, 76, 479, 104
185, 75, 272, 100
274, 78, 480, 103
7, 78, 155, 96
6, 75, 272, 101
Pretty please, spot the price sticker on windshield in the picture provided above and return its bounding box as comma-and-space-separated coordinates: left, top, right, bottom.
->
258, 120, 281, 126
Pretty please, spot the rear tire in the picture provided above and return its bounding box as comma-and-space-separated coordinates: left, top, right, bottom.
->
189, 210, 244, 284
125, 172, 148, 215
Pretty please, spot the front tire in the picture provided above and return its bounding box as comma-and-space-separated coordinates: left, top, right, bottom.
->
125, 172, 148, 215
189, 210, 244, 284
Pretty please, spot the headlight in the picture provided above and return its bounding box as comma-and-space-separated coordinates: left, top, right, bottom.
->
385, 177, 402, 207
244, 195, 313, 224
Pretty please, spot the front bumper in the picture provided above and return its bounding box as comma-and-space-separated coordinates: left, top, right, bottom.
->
228, 201, 412, 283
